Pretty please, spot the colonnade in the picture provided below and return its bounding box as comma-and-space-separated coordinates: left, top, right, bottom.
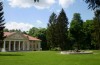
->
2, 40, 41, 52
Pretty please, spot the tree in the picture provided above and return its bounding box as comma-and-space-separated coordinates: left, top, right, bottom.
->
85, 0, 100, 10
70, 13, 83, 50
84, 0, 100, 49
37, 28, 48, 50
56, 9, 69, 50
0, 1, 5, 48
46, 12, 57, 49
28, 27, 48, 50
28, 27, 38, 37
92, 11, 100, 49
8, 29, 21, 32
83, 20, 94, 49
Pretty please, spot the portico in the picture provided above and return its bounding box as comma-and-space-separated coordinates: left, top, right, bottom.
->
1, 32, 41, 52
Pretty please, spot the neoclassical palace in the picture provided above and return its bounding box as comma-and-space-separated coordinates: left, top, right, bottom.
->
0, 32, 41, 52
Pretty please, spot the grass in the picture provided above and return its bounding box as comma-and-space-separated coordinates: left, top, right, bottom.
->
0, 50, 100, 65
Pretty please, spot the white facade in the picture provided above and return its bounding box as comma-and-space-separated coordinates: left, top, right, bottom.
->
0, 32, 41, 52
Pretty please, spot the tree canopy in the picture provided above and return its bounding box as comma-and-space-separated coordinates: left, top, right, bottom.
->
46, 12, 57, 49
70, 13, 83, 50
85, 0, 100, 10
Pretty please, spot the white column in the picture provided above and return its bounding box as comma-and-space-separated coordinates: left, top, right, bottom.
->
32, 41, 33, 50
38, 42, 41, 51
19, 41, 20, 51
14, 41, 16, 51
34, 42, 36, 50
3, 41, 6, 50
9, 41, 11, 51
27, 41, 29, 50
2, 41, 6, 52
28, 42, 30, 50
23, 41, 25, 50
34, 43, 36, 50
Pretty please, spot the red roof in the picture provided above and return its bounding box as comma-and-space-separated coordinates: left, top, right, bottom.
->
4, 32, 15, 37
23, 34, 40, 41
4, 32, 40, 41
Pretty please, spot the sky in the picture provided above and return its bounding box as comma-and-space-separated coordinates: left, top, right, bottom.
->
3, 0, 94, 31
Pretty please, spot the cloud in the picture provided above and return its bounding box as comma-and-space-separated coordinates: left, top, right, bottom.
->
8, 0, 56, 9
34, 20, 47, 28
8, 0, 34, 8
5, 20, 47, 31
36, 20, 42, 24
8, 0, 75, 9
59, 0, 75, 8
34, 0, 56, 9
5, 22, 33, 31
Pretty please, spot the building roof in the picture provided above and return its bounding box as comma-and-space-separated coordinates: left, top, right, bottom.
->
4, 32, 15, 37
23, 34, 40, 41
4, 32, 41, 41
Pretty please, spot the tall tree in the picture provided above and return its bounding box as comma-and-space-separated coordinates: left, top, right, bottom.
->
92, 10, 100, 49
70, 13, 83, 50
84, 0, 100, 49
83, 20, 94, 49
0, 1, 5, 48
46, 12, 57, 49
56, 9, 69, 50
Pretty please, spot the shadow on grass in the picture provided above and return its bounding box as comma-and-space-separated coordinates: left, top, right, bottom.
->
0, 54, 23, 56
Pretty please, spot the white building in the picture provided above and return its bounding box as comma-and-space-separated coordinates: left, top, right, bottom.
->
0, 32, 41, 52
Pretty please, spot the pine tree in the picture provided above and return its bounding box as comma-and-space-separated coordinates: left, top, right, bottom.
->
56, 9, 69, 50
46, 12, 57, 49
0, 1, 5, 48
70, 13, 83, 51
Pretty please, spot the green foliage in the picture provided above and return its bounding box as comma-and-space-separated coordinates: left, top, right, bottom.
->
70, 13, 83, 50
92, 12, 100, 49
28, 27, 48, 50
46, 12, 57, 49
56, 9, 69, 50
85, 0, 100, 10
37, 28, 48, 50
0, 1, 5, 48
47, 9, 69, 50
10, 29, 21, 32
28, 27, 38, 37
84, 0, 100, 49
83, 20, 94, 49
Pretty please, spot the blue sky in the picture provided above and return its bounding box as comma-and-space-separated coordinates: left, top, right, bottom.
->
3, 0, 94, 31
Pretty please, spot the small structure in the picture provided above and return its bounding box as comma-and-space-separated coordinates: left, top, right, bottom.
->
0, 32, 41, 52
60, 51, 93, 54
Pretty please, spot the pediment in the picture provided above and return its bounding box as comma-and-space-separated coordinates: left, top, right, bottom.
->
5, 33, 28, 40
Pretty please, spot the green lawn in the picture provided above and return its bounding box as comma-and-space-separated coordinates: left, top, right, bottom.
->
0, 50, 100, 65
